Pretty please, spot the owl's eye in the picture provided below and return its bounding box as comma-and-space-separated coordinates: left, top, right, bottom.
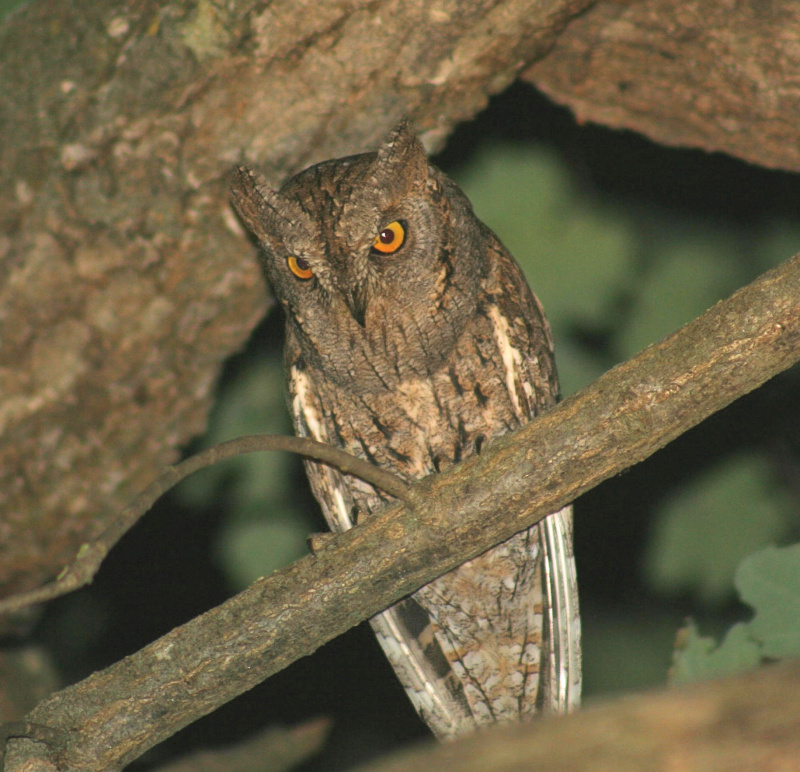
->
372, 221, 406, 254
287, 255, 313, 280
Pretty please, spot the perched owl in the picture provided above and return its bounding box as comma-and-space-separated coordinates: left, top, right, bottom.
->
230, 122, 581, 739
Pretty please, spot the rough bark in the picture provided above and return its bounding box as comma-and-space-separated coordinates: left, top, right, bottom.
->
524, 0, 800, 173
0, 0, 591, 601
354, 659, 800, 772
6, 254, 800, 772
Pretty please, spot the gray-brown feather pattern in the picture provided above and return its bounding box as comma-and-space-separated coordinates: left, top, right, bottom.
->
231, 122, 581, 739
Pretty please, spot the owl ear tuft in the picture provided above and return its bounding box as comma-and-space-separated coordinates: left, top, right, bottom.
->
231, 166, 298, 244
371, 120, 429, 201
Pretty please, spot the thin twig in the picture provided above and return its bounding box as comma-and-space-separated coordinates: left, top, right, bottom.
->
0, 435, 411, 617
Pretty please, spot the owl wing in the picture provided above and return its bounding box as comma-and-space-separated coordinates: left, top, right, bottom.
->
539, 504, 582, 712
406, 242, 581, 729
287, 348, 474, 738
489, 244, 582, 715
499, 251, 582, 715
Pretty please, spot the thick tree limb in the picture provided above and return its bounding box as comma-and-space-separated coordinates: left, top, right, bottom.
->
524, 0, 800, 172
6, 254, 800, 771
0, 0, 591, 601
152, 720, 332, 772
353, 659, 800, 771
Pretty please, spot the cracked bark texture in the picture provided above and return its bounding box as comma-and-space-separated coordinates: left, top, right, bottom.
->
524, 0, 800, 173
0, 0, 591, 603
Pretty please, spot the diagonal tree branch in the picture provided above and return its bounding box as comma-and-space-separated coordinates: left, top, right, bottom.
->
6, 253, 800, 772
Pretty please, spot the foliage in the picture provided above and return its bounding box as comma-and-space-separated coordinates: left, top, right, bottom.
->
670, 620, 761, 685
644, 453, 794, 604
737, 544, 800, 659
672, 545, 800, 684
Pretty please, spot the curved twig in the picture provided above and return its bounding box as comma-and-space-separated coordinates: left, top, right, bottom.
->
0, 435, 411, 617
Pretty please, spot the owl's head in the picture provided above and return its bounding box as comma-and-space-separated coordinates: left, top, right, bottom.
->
231, 122, 487, 391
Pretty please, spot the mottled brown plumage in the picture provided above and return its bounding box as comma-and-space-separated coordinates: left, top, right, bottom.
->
231, 122, 581, 739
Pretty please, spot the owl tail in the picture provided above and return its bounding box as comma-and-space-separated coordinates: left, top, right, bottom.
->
370, 505, 581, 739
369, 598, 475, 739
540, 504, 582, 713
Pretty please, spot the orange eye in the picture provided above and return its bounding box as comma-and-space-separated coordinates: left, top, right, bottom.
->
287, 255, 313, 280
372, 221, 406, 254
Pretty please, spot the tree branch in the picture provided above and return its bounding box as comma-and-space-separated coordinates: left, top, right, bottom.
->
524, 0, 800, 172
353, 659, 800, 771
6, 254, 800, 771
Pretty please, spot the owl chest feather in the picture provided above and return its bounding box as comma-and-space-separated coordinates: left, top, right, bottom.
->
289, 298, 537, 502
286, 290, 562, 727
290, 239, 550, 486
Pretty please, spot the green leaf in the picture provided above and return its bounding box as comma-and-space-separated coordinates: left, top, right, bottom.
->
644, 454, 793, 604
670, 620, 761, 685
735, 544, 800, 658
670, 544, 800, 684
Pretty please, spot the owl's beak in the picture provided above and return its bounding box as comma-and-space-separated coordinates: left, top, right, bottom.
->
345, 287, 368, 328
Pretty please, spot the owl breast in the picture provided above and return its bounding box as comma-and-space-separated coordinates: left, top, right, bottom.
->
287, 222, 556, 512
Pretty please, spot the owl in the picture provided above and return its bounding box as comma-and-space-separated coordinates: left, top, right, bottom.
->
230, 122, 581, 739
